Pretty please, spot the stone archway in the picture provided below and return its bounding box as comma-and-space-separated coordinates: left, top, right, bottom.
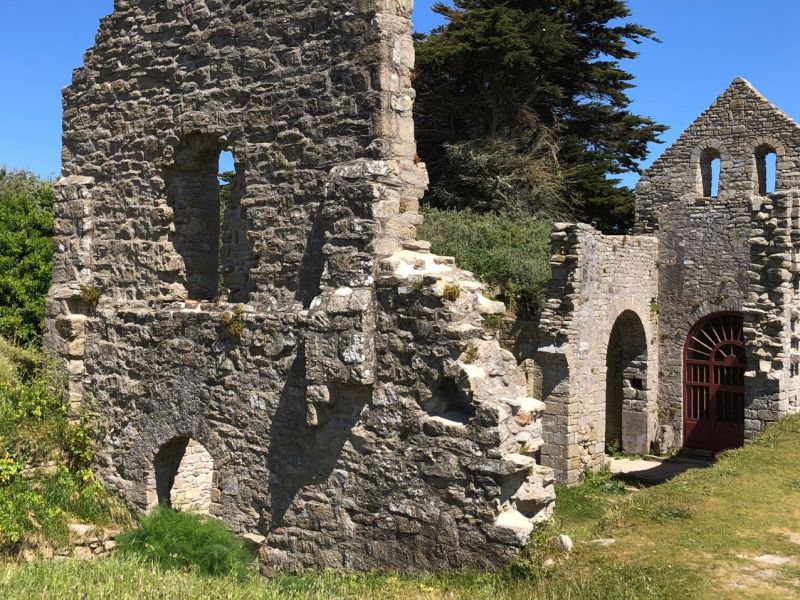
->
149, 437, 217, 515
605, 310, 650, 455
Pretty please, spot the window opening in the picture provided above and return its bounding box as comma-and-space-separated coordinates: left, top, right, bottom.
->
165, 135, 224, 300
699, 148, 721, 198
756, 145, 777, 196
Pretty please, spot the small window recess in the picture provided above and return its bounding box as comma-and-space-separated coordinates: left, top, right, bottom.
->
755, 145, 777, 196
700, 148, 721, 198
165, 137, 246, 302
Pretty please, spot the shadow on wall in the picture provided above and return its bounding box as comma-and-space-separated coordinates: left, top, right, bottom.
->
296, 202, 330, 308
153, 436, 216, 515
266, 348, 370, 530
155, 437, 190, 506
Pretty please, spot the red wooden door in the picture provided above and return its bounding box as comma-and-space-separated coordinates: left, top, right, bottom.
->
684, 313, 745, 452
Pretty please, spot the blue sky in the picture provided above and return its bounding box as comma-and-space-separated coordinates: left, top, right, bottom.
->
0, 1, 798, 188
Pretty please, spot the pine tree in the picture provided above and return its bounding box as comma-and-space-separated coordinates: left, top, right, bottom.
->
414, 0, 666, 231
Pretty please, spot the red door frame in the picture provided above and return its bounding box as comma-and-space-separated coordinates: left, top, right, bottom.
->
683, 312, 746, 452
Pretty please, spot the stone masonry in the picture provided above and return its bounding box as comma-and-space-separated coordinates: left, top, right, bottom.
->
536, 225, 659, 484
536, 78, 800, 484
47, 0, 553, 571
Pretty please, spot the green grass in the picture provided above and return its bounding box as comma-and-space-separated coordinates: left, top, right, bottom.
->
0, 470, 127, 549
551, 469, 628, 539
116, 507, 253, 578
417, 208, 552, 315
5, 416, 800, 598
0, 554, 693, 600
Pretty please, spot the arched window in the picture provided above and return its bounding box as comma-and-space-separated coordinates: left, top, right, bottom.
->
164, 135, 226, 300
755, 144, 777, 196
699, 148, 721, 198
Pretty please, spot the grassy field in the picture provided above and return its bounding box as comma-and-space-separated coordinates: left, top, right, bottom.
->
4, 416, 800, 599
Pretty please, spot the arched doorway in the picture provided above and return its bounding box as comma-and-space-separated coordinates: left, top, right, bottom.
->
684, 312, 745, 452
151, 437, 216, 514
605, 310, 649, 454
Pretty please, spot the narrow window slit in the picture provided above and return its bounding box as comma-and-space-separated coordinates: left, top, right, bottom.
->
699, 148, 721, 198
755, 145, 777, 196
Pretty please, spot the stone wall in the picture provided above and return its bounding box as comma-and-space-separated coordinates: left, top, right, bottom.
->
47, 0, 553, 571
536, 224, 659, 485
745, 190, 800, 438
635, 78, 800, 448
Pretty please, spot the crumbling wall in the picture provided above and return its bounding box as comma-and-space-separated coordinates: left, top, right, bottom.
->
635, 78, 800, 448
47, 0, 552, 571
745, 190, 800, 439
536, 224, 659, 485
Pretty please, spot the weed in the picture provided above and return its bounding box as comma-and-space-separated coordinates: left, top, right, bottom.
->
442, 283, 461, 301
0, 343, 130, 551
0, 451, 21, 484
117, 507, 253, 578
605, 439, 624, 459
0, 469, 129, 549
463, 344, 479, 364
484, 314, 504, 330
221, 305, 245, 337
649, 297, 659, 317
79, 285, 101, 312
581, 468, 628, 495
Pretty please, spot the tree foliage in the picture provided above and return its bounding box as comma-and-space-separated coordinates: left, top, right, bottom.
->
414, 0, 667, 230
0, 170, 54, 345
425, 115, 572, 217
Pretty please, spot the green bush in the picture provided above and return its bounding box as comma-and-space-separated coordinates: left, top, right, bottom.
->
418, 208, 552, 315
0, 469, 125, 548
0, 169, 54, 346
0, 344, 129, 550
117, 507, 253, 578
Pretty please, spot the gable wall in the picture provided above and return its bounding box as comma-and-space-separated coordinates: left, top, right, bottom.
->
635, 79, 800, 446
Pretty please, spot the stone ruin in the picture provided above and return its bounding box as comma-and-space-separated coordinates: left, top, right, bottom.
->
46, 0, 800, 572
46, 0, 554, 571
535, 78, 800, 484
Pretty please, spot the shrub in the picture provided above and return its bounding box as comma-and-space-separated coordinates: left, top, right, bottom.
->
78, 285, 101, 312
0, 469, 126, 549
418, 209, 552, 316
221, 305, 245, 337
0, 344, 129, 551
116, 507, 253, 578
0, 169, 54, 346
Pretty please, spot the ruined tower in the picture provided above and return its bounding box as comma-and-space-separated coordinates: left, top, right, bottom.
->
47, 0, 553, 570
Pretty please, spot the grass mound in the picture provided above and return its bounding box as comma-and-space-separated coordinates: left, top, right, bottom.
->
417, 208, 552, 315
116, 507, 253, 578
